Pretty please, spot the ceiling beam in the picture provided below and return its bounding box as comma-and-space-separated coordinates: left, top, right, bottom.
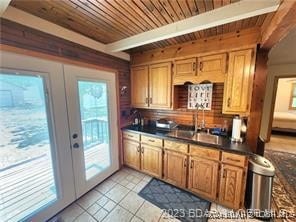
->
0, 0, 11, 16
106, 0, 280, 52
1, 6, 130, 61
261, 0, 296, 49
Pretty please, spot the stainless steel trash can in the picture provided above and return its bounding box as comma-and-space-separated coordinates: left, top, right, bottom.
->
245, 154, 275, 216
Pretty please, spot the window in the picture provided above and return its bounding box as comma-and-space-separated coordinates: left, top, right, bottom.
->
290, 83, 296, 110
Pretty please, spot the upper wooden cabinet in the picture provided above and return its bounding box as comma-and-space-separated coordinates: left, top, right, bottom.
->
173, 58, 197, 85
149, 62, 172, 109
197, 53, 227, 82
223, 49, 254, 115
131, 62, 172, 109
131, 66, 149, 108
173, 53, 227, 85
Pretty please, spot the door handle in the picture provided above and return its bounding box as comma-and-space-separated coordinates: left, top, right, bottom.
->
141, 146, 144, 154
227, 98, 231, 107
73, 143, 79, 149
72, 133, 78, 139
190, 160, 194, 168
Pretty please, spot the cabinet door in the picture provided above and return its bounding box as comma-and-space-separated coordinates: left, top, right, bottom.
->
163, 150, 187, 188
218, 164, 245, 209
197, 54, 227, 82
223, 49, 253, 114
188, 157, 219, 200
141, 144, 163, 178
174, 58, 197, 84
123, 139, 141, 170
131, 66, 149, 108
149, 62, 172, 109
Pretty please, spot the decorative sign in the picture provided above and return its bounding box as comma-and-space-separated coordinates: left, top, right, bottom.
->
188, 84, 213, 110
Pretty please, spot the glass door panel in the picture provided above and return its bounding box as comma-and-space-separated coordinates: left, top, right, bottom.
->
0, 73, 57, 221
78, 81, 111, 180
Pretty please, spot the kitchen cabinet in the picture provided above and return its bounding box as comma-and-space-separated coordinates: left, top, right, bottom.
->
188, 156, 219, 200
141, 144, 163, 178
218, 164, 245, 209
123, 139, 141, 170
149, 62, 172, 109
131, 62, 172, 109
163, 150, 188, 188
223, 49, 254, 115
131, 65, 149, 108
197, 53, 227, 83
173, 58, 197, 85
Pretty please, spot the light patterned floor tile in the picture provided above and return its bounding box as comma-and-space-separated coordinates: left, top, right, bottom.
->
133, 180, 149, 193
131, 215, 144, 222
105, 183, 130, 203
76, 190, 103, 209
103, 199, 116, 212
136, 201, 163, 222
74, 211, 96, 222
93, 208, 109, 222
57, 203, 84, 222
97, 195, 109, 207
119, 191, 145, 214
86, 203, 101, 216
102, 205, 133, 222
95, 178, 116, 194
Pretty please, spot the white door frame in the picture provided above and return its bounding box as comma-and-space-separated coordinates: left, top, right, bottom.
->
63, 64, 119, 197
0, 51, 75, 221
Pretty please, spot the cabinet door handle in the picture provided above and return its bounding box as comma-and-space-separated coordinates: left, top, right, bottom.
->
137, 146, 140, 152
199, 61, 203, 71
184, 158, 187, 168
145, 98, 149, 104
149, 98, 152, 104
227, 98, 231, 107
192, 62, 196, 72
148, 139, 155, 142
190, 160, 194, 168
223, 169, 227, 178
226, 157, 240, 162
141, 146, 144, 154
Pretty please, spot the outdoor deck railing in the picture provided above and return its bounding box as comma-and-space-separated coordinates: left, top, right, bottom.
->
81, 118, 108, 149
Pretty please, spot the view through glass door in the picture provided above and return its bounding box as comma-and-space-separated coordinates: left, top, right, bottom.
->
0, 72, 58, 221
64, 64, 119, 197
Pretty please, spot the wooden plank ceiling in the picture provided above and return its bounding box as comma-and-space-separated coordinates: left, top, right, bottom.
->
10, 0, 275, 53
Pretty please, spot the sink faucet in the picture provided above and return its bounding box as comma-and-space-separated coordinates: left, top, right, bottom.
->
194, 104, 206, 133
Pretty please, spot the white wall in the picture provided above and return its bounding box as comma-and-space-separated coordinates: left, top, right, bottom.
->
260, 28, 296, 140
274, 78, 296, 113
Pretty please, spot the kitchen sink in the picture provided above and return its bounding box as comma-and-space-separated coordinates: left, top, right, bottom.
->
167, 130, 222, 146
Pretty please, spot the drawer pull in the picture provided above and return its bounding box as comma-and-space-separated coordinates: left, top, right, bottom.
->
226, 157, 241, 162
148, 139, 155, 142
127, 135, 134, 138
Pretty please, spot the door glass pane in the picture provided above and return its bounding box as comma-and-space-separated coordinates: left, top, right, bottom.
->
78, 81, 110, 180
0, 73, 57, 221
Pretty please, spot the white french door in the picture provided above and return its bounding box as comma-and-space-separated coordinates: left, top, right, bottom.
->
64, 64, 119, 197
0, 52, 119, 221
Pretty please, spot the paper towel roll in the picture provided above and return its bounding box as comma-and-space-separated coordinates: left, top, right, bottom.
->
232, 117, 242, 140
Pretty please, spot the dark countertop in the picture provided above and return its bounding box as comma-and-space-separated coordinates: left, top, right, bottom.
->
122, 125, 252, 155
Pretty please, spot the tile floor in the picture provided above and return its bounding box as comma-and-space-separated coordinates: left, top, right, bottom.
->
50, 167, 261, 222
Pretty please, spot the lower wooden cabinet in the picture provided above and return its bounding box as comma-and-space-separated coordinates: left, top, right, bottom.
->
123, 139, 141, 170
188, 156, 219, 200
218, 164, 245, 209
163, 150, 187, 188
141, 144, 163, 178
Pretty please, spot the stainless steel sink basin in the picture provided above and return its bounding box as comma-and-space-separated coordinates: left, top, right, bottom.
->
167, 130, 222, 145
195, 132, 222, 145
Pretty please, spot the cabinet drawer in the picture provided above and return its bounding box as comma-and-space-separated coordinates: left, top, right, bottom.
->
164, 140, 188, 153
222, 152, 247, 167
122, 131, 140, 141
189, 145, 220, 161
141, 135, 163, 147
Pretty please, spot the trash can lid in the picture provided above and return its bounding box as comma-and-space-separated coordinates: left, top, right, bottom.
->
248, 154, 275, 176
